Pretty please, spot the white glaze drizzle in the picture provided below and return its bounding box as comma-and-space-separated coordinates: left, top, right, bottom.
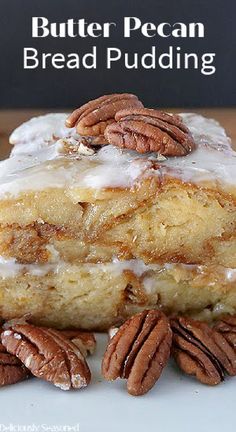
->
10, 113, 76, 149
0, 256, 55, 278
0, 112, 235, 199
0, 256, 235, 285
160, 113, 236, 185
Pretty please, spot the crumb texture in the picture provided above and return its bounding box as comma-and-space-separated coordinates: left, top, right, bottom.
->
0, 263, 235, 330
0, 180, 235, 267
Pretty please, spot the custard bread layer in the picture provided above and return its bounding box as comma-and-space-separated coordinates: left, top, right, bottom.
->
0, 259, 235, 330
0, 179, 235, 267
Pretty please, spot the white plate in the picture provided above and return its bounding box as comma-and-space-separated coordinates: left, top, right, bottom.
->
0, 333, 235, 432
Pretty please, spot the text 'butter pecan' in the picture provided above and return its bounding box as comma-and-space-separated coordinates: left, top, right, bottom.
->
102, 310, 172, 396
66, 93, 143, 140
105, 108, 195, 156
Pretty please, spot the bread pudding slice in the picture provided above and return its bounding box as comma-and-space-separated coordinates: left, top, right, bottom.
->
0, 112, 235, 267
0, 110, 235, 329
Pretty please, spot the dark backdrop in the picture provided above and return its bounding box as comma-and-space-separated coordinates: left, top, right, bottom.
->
0, 0, 235, 108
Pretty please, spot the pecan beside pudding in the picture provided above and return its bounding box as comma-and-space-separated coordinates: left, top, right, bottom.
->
102, 310, 172, 396
171, 316, 236, 385
1, 324, 91, 390
0, 329, 29, 386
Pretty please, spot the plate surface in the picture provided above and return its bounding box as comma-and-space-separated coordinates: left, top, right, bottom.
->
0, 333, 235, 432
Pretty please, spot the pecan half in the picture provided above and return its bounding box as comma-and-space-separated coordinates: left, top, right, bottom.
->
171, 317, 236, 385
104, 108, 195, 156
214, 315, 236, 349
1, 324, 91, 391
0, 330, 29, 386
66, 94, 143, 139
61, 330, 96, 357
102, 310, 172, 396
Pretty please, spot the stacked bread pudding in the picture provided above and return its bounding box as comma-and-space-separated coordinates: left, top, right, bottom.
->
0, 93, 236, 331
